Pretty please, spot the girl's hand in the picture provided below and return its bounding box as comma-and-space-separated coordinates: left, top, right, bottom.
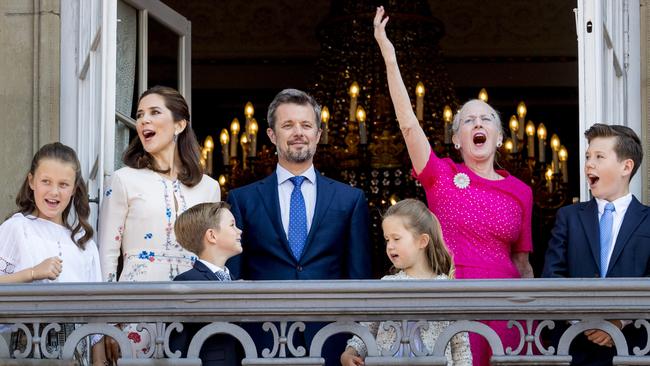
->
340, 347, 364, 366
32, 257, 62, 281
373, 6, 394, 58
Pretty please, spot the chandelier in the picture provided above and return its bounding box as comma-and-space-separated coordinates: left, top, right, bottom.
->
200, 1, 572, 276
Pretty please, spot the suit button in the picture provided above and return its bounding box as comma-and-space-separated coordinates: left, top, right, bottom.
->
297, 266, 303, 272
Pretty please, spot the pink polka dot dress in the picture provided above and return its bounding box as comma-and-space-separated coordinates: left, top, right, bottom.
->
414, 150, 533, 366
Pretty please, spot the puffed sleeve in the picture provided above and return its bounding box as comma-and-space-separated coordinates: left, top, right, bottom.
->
0, 215, 27, 275
98, 172, 128, 282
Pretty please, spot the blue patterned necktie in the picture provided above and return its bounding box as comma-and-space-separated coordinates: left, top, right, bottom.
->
214, 269, 231, 282
599, 202, 615, 277
288, 176, 308, 260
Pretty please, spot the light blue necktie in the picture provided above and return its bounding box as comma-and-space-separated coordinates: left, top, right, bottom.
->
215, 269, 231, 281
599, 202, 615, 277
288, 176, 308, 260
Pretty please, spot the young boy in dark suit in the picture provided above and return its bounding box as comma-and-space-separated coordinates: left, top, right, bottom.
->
171, 202, 243, 366
543, 124, 649, 366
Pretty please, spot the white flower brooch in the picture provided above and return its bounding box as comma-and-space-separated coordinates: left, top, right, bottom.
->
453, 172, 470, 189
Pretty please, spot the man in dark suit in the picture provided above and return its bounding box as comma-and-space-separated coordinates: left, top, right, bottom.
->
171, 202, 243, 366
226, 88, 372, 365
543, 124, 649, 366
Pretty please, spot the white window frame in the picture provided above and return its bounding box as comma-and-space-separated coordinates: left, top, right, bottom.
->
60, 0, 191, 232
576, 0, 642, 201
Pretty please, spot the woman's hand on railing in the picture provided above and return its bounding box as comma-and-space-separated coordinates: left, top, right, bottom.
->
340, 346, 364, 366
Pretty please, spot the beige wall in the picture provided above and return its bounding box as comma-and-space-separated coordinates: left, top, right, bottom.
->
639, 0, 650, 204
0, 0, 60, 218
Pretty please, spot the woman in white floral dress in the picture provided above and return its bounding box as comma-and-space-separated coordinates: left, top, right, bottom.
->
99, 86, 220, 359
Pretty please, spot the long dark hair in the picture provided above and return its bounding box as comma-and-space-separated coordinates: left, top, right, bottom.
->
13, 142, 93, 249
123, 85, 203, 187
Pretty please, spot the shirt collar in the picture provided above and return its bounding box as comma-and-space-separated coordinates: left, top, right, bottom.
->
276, 163, 316, 185
198, 259, 229, 275
595, 192, 633, 215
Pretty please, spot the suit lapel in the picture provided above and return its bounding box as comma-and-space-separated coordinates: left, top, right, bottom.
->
256, 172, 293, 256
194, 261, 219, 281
608, 197, 648, 273
579, 199, 601, 271
301, 172, 335, 260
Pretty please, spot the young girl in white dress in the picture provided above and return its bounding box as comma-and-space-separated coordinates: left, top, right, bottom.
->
341, 199, 472, 366
0, 142, 104, 363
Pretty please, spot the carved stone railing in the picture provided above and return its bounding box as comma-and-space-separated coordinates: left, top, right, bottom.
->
0, 278, 649, 365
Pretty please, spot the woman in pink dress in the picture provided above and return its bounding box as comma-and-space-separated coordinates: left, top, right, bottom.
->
373, 6, 534, 366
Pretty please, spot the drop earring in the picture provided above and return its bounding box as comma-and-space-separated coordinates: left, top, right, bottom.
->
173, 133, 178, 143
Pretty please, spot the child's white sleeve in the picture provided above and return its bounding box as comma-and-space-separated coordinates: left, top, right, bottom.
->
346, 321, 380, 358
0, 216, 26, 276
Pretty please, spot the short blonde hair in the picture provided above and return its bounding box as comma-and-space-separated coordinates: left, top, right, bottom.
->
174, 202, 231, 255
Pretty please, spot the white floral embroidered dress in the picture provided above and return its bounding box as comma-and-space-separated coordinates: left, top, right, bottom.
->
99, 167, 220, 282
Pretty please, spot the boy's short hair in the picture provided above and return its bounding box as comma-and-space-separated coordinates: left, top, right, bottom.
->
585, 123, 643, 179
174, 201, 231, 255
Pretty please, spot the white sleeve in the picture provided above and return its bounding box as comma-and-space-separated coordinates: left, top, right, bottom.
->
85, 240, 102, 282
98, 172, 129, 282
0, 216, 27, 275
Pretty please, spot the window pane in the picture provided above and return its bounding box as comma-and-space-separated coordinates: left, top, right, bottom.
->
148, 15, 179, 89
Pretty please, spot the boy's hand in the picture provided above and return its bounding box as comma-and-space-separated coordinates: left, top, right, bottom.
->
584, 320, 623, 347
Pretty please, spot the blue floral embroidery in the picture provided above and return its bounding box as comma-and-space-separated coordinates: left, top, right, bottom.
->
105, 188, 112, 197
144, 233, 153, 239
138, 251, 155, 260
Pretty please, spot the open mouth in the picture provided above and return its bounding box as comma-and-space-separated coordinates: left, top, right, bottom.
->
44, 198, 59, 208
142, 130, 156, 140
587, 174, 599, 186
473, 132, 487, 145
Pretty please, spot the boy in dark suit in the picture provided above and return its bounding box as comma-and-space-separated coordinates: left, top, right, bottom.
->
171, 202, 242, 366
543, 123, 649, 366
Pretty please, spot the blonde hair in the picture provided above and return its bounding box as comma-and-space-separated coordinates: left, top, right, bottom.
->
383, 199, 455, 277
174, 202, 231, 255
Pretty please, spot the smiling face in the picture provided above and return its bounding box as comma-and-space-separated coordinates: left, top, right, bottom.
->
135, 93, 186, 159
452, 100, 503, 165
211, 209, 243, 256
585, 136, 632, 201
382, 215, 428, 272
267, 103, 322, 168
28, 159, 76, 225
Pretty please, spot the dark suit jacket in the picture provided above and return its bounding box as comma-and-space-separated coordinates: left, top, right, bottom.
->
543, 196, 650, 366
225, 170, 372, 365
226, 170, 372, 281
171, 261, 239, 366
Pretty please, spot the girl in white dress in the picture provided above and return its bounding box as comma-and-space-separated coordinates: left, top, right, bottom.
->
99, 86, 220, 360
341, 199, 472, 366
0, 142, 104, 364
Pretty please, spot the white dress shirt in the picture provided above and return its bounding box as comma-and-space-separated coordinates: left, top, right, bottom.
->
276, 164, 317, 239
198, 259, 231, 277
596, 192, 633, 272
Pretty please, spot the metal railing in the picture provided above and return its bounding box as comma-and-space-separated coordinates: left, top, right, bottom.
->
1, 278, 649, 365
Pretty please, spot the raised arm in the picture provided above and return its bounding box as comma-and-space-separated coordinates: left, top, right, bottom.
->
374, 6, 431, 173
